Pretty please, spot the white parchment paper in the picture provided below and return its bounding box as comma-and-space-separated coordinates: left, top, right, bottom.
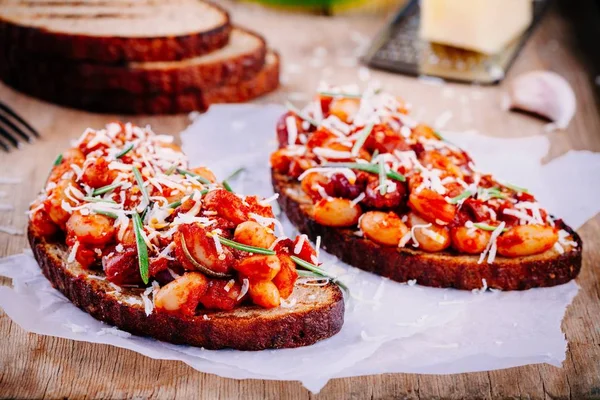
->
1, 104, 598, 393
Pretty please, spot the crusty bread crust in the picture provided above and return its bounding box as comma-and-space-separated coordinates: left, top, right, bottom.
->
0, 2, 231, 63
28, 226, 344, 350
272, 171, 582, 291
0, 51, 280, 115
0, 28, 267, 94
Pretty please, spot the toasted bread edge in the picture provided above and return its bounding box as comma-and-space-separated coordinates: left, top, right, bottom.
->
272, 171, 583, 291
0, 2, 232, 63
27, 226, 344, 350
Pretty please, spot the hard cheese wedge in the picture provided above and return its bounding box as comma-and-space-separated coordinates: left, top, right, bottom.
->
419, 0, 533, 55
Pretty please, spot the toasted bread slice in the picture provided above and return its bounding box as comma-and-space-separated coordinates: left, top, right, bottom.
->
1, 28, 266, 94
0, 0, 231, 63
0, 51, 280, 114
28, 227, 344, 350
272, 171, 582, 291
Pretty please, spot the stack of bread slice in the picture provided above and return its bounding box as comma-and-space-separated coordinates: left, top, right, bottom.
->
0, 0, 280, 114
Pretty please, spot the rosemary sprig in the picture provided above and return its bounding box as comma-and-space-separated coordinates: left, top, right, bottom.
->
168, 189, 208, 208
94, 210, 119, 219
217, 236, 276, 255
132, 212, 149, 285
115, 143, 134, 159
176, 168, 212, 185
286, 102, 319, 127
324, 162, 406, 182
222, 167, 245, 193
448, 190, 473, 204
378, 157, 387, 195
502, 181, 529, 193
167, 199, 182, 209
291, 256, 349, 295
180, 235, 232, 278
132, 166, 150, 207
91, 182, 123, 196
164, 164, 177, 175
473, 223, 509, 232
318, 91, 362, 99
83, 196, 117, 204
351, 123, 374, 156
477, 187, 506, 200
53, 154, 63, 166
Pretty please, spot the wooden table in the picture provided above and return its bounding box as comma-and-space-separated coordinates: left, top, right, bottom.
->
1, 0, 599, 398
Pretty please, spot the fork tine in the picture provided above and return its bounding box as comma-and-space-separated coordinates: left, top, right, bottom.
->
0, 125, 19, 149
0, 137, 9, 153
0, 112, 32, 143
0, 102, 39, 138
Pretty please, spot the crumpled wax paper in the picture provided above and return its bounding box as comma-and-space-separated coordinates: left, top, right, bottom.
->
1, 104, 599, 393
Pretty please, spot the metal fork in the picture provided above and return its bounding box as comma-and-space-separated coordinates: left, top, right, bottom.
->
0, 102, 39, 152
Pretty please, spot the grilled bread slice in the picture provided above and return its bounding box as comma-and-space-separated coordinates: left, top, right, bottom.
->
28, 226, 344, 350
1, 28, 266, 94
0, 51, 280, 114
0, 0, 231, 63
272, 171, 582, 291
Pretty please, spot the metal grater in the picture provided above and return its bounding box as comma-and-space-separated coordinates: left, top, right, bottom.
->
362, 0, 551, 84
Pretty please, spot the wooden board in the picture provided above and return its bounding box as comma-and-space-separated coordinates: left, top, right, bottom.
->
1, 0, 599, 398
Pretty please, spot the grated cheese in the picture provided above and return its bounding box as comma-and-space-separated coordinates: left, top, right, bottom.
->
67, 241, 80, 263
141, 286, 154, 316
294, 234, 307, 255
286, 115, 298, 146
477, 222, 506, 264
237, 278, 250, 300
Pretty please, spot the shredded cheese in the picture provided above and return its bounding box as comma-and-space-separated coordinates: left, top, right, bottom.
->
477, 222, 506, 264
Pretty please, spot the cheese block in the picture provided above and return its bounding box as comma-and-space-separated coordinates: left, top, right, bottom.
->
419, 0, 533, 55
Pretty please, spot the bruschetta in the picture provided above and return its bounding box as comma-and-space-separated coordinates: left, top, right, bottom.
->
270, 85, 582, 290
28, 123, 344, 350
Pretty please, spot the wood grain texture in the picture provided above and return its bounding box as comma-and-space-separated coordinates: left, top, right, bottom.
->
1, 0, 599, 398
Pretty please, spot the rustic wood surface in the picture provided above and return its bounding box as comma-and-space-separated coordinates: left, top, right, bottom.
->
1, 0, 599, 398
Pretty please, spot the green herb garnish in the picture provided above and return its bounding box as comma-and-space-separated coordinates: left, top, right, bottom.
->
164, 164, 177, 175
432, 131, 444, 140
291, 256, 349, 295
83, 196, 117, 204
351, 123, 374, 156
222, 181, 234, 192
286, 102, 319, 127
502, 182, 529, 193
324, 162, 406, 182
115, 143, 134, 159
477, 187, 506, 200
448, 190, 473, 204
180, 235, 232, 278
473, 223, 509, 232
176, 168, 212, 185
168, 200, 182, 209
132, 166, 150, 206
94, 210, 119, 219
318, 91, 362, 98
132, 212, 149, 285
378, 158, 387, 195
53, 154, 63, 166
91, 182, 124, 196
217, 236, 276, 255
222, 167, 245, 193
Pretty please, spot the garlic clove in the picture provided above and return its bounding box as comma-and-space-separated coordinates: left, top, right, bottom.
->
504, 70, 576, 130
